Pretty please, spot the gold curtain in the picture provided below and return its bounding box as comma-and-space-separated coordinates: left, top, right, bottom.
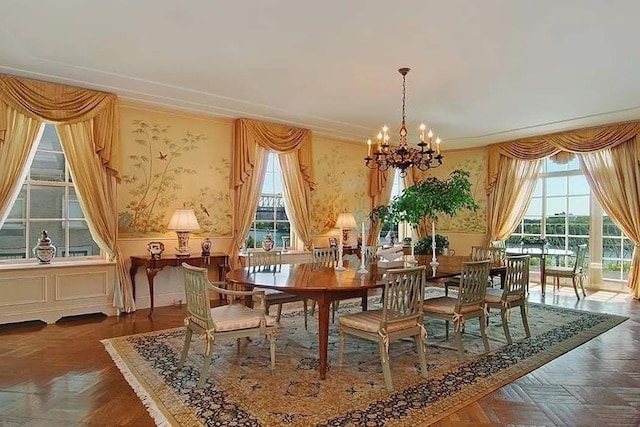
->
0, 75, 120, 179
231, 118, 315, 267
279, 151, 314, 250
486, 156, 542, 244
0, 103, 41, 224
579, 139, 640, 298
487, 121, 640, 193
486, 120, 640, 297
56, 123, 135, 312
0, 75, 131, 311
367, 168, 392, 245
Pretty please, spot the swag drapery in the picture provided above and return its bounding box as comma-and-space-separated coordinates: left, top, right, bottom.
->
486, 121, 640, 298
0, 75, 135, 312
230, 118, 315, 268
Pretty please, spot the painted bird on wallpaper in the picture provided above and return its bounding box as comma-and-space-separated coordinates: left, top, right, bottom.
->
157, 151, 168, 160
201, 204, 210, 216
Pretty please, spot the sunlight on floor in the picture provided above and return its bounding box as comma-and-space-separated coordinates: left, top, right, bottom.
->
585, 290, 632, 302
528, 282, 631, 302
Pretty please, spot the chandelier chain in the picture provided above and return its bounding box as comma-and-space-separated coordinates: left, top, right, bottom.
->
364, 67, 444, 177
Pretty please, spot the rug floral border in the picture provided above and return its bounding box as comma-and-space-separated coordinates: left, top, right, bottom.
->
102, 304, 627, 427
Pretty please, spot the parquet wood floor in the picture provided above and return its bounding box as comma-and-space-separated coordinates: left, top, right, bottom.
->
0, 285, 638, 426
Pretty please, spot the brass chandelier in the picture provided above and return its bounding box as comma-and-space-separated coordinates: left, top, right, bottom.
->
364, 67, 443, 177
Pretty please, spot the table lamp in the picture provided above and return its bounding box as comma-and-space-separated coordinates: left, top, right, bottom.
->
335, 212, 357, 245
167, 208, 200, 257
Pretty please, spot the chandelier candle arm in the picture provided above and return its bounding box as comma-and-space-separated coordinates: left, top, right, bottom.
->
364, 67, 444, 177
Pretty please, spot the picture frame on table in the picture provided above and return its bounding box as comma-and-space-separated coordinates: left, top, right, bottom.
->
328, 237, 338, 248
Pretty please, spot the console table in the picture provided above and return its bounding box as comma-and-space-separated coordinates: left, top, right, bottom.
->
130, 253, 228, 316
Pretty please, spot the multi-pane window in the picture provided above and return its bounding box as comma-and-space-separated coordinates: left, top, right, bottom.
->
603, 214, 634, 281
379, 169, 405, 242
0, 124, 101, 261
247, 153, 291, 249
508, 157, 589, 268
509, 156, 633, 284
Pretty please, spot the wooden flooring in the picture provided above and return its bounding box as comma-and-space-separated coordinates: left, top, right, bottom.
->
0, 285, 638, 426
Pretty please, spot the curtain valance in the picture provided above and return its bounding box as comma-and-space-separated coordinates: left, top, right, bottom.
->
0, 75, 120, 179
487, 121, 640, 194
233, 118, 314, 189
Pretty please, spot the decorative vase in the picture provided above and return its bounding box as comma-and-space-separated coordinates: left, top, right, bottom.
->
33, 230, 56, 264
262, 233, 274, 251
147, 241, 165, 260
281, 236, 290, 252
201, 238, 212, 256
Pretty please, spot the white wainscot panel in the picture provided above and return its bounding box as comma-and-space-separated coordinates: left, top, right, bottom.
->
55, 271, 108, 300
0, 275, 47, 306
0, 263, 117, 325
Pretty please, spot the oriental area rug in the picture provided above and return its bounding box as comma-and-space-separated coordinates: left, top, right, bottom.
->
102, 292, 626, 427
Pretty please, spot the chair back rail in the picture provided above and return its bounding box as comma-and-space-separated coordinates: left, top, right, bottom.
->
313, 247, 338, 267
457, 260, 491, 309
381, 266, 426, 326
362, 245, 379, 264
504, 255, 530, 298
247, 250, 282, 272
470, 246, 505, 263
182, 262, 216, 330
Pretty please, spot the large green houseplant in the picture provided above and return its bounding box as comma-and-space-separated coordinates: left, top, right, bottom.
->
370, 169, 479, 254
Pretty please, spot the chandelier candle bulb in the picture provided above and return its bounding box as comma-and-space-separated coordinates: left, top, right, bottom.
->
363, 68, 444, 177
436, 137, 441, 154
367, 138, 372, 157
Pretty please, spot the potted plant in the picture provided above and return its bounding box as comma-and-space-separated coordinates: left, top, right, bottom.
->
414, 234, 449, 255
370, 169, 478, 261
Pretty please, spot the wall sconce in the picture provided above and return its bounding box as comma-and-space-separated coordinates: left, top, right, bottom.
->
167, 208, 200, 257
335, 212, 357, 245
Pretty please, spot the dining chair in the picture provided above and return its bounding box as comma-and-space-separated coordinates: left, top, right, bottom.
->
484, 255, 531, 345
309, 247, 341, 319
543, 244, 588, 300
490, 240, 506, 249
444, 246, 504, 295
247, 250, 309, 329
338, 266, 428, 391
361, 245, 379, 264
312, 247, 338, 267
423, 259, 491, 360
178, 263, 278, 387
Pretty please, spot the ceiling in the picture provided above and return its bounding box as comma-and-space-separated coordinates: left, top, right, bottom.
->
2, 1, 640, 150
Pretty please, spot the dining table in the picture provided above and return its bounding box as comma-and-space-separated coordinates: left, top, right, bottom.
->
506, 246, 574, 294
227, 254, 506, 380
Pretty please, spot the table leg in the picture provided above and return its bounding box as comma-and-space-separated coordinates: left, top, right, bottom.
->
316, 295, 331, 380
146, 267, 161, 317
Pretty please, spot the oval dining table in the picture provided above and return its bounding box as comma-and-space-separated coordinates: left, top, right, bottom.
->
226, 255, 504, 380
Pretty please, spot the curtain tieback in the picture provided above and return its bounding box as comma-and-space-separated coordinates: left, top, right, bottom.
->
452, 313, 465, 332
378, 329, 390, 362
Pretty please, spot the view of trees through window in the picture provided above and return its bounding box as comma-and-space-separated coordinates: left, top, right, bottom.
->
378, 169, 404, 243
246, 153, 291, 249
0, 124, 100, 261
508, 156, 633, 281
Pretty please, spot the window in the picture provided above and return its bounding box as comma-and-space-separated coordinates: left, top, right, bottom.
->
508, 156, 633, 285
508, 157, 589, 268
602, 214, 634, 281
246, 153, 291, 249
378, 169, 405, 242
0, 124, 101, 261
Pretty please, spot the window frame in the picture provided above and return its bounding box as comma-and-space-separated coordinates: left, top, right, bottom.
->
246, 152, 295, 250
0, 124, 102, 264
